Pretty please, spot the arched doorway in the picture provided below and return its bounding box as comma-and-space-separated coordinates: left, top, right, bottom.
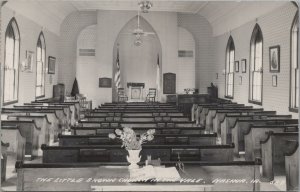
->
112, 15, 162, 102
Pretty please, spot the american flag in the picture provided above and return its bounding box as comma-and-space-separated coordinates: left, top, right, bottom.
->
156, 54, 160, 91
114, 48, 121, 89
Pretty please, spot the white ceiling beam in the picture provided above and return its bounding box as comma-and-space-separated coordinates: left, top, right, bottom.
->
193, 1, 209, 14
209, 3, 240, 24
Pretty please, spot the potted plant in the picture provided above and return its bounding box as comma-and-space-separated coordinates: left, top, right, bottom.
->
108, 127, 155, 169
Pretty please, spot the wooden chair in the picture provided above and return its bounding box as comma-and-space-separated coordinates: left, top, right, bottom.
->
146, 88, 157, 102
1, 141, 9, 182
117, 88, 128, 102
76, 94, 90, 117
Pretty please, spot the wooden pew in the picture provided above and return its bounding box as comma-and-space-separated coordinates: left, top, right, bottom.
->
71, 126, 205, 135
58, 133, 217, 146
41, 144, 234, 163
84, 116, 189, 122
204, 106, 254, 130
1, 125, 26, 168
1, 141, 9, 182
2, 108, 64, 139
212, 108, 266, 134
89, 111, 185, 117
198, 103, 244, 126
7, 114, 52, 148
13, 105, 70, 129
94, 109, 180, 113
78, 120, 196, 128
102, 102, 172, 106
33, 100, 80, 121
260, 132, 298, 182
220, 111, 278, 144
25, 102, 77, 126
2, 120, 40, 159
98, 105, 177, 109
193, 102, 237, 124
231, 119, 298, 156
285, 141, 299, 191
15, 160, 260, 191
244, 125, 298, 161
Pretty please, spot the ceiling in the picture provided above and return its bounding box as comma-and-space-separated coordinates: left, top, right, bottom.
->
4, 1, 290, 36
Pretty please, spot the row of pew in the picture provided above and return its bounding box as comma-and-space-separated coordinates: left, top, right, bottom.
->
191, 101, 299, 190
1, 100, 81, 183
13, 101, 262, 191
1, 100, 298, 191
42, 103, 235, 164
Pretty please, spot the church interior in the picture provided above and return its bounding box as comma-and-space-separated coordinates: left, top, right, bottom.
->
0, 0, 299, 191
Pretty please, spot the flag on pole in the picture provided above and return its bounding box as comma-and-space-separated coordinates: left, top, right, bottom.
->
156, 54, 160, 91
114, 48, 121, 89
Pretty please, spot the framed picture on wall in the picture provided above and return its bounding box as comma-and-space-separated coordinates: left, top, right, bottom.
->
269, 45, 280, 72
241, 59, 247, 73
239, 76, 242, 85
235, 61, 239, 72
272, 75, 277, 87
99, 77, 112, 88
24, 50, 34, 72
48, 56, 56, 74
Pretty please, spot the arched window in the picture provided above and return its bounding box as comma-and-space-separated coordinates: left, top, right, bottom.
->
36, 32, 46, 98
3, 18, 20, 104
225, 36, 235, 98
290, 11, 299, 112
249, 24, 263, 105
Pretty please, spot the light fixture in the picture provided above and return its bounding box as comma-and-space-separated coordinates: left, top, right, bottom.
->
134, 36, 142, 46
138, 1, 153, 13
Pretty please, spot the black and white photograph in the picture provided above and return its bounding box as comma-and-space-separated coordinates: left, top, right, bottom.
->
24, 50, 34, 72
235, 61, 239, 72
269, 45, 280, 72
48, 56, 56, 74
272, 75, 278, 87
0, 1, 299, 192
241, 59, 247, 73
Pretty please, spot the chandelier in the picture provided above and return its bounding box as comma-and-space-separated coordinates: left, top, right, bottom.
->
134, 36, 142, 46
138, 1, 153, 13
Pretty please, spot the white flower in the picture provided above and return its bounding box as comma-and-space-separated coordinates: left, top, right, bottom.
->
115, 129, 122, 135
108, 133, 116, 139
147, 135, 154, 141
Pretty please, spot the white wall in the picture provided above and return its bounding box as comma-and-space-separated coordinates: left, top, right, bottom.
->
57, 11, 97, 95
58, 11, 217, 106
1, 6, 59, 106
177, 14, 214, 93
177, 27, 195, 93
212, 2, 298, 118
94, 11, 178, 106
76, 25, 97, 99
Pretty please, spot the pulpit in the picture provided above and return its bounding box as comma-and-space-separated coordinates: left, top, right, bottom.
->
127, 83, 145, 101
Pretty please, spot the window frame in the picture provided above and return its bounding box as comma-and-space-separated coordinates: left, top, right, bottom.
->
289, 11, 299, 113
35, 31, 46, 99
248, 24, 263, 106
3, 17, 20, 106
225, 36, 235, 99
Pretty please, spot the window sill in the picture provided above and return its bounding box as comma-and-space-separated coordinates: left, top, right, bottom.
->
289, 107, 299, 113
36, 95, 45, 99
3, 100, 18, 106
224, 96, 233, 100
248, 100, 262, 106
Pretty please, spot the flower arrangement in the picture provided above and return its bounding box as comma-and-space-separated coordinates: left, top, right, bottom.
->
108, 127, 155, 150
184, 88, 195, 94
